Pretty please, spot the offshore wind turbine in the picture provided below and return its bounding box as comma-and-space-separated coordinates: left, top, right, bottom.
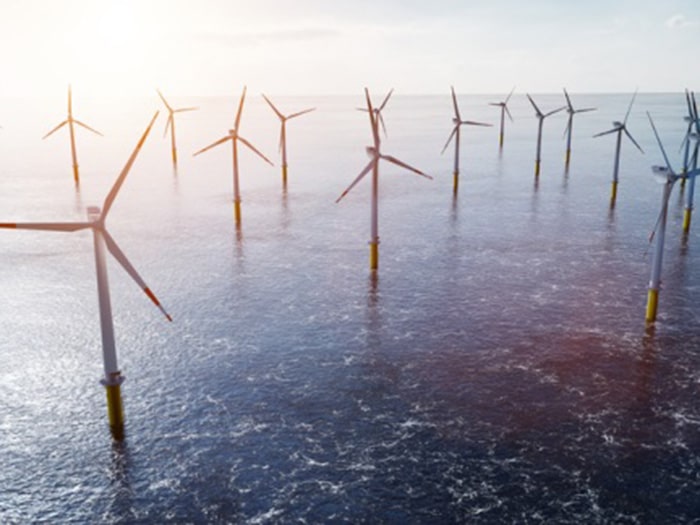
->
261, 94, 315, 188
442, 86, 491, 194
680, 90, 699, 232
357, 88, 393, 137
336, 88, 432, 271
489, 87, 515, 149
562, 88, 596, 169
593, 91, 643, 207
644, 112, 699, 324
526, 94, 565, 177
156, 89, 198, 168
43, 85, 103, 186
193, 87, 273, 228
1, 112, 171, 439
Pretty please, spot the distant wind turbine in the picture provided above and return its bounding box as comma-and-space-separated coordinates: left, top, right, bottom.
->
193, 87, 273, 228
527, 94, 566, 178
644, 112, 699, 324
156, 89, 198, 168
261, 94, 315, 188
562, 88, 596, 169
489, 87, 515, 149
1, 112, 171, 439
680, 90, 699, 232
43, 85, 103, 186
442, 86, 491, 194
357, 88, 393, 137
593, 91, 643, 207
336, 88, 432, 271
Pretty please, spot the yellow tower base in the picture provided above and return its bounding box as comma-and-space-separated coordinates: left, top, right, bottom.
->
683, 208, 692, 233
105, 382, 124, 439
234, 200, 242, 226
73, 164, 80, 184
645, 288, 659, 324
172, 148, 178, 166
453, 172, 459, 194
565, 149, 571, 167
282, 165, 288, 187
499, 133, 504, 149
369, 241, 379, 271
610, 181, 618, 206
534, 160, 540, 177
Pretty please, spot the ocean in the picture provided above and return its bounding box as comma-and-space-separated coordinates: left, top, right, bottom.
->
1, 91, 699, 523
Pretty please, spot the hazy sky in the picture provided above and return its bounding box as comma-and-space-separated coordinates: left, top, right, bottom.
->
1, 0, 698, 96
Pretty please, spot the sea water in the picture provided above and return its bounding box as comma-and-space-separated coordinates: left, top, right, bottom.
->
1, 92, 699, 523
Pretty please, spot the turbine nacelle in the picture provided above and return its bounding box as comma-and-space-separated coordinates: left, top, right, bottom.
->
612, 121, 624, 128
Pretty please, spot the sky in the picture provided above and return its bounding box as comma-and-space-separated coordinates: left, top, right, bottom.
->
1, 0, 698, 97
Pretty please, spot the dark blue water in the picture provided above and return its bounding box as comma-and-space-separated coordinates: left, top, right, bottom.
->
1, 93, 699, 523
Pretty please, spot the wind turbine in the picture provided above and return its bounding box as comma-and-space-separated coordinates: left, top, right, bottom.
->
261, 94, 315, 188
562, 88, 596, 169
442, 86, 491, 194
336, 88, 432, 271
1, 112, 171, 439
43, 85, 103, 186
193, 87, 273, 228
680, 90, 699, 232
526, 94, 565, 177
156, 89, 198, 168
644, 112, 699, 324
489, 87, 515, 149
357, 88, 393, 137
593, 91, 643, 207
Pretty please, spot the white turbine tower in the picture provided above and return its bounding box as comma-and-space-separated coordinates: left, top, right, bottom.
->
1, 112, 171, 439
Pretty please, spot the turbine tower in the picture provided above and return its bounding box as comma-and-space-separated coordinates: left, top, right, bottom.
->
1, 112, 170, 439
562, 88, 596, 169
43, 85, 103, 186
262, 94, 315, 188
442, 86, 491, 194
157, 89, 198, 168
593, 91, 643, 207
336, 88, 432, 271
527, 94, 565, 178
193, 87, 273, 228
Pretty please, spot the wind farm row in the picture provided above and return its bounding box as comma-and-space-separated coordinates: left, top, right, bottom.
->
1, 86, 698, 440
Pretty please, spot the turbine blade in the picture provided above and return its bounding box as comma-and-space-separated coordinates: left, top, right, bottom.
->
563, 88, 573, 111
102, 112, 159, 217
526, 94, 542, 117
74, 119, 103, 136
623, 89, 638, 125
378, 88, 394, 112
234, 86, 247, 130
262, 94, 284, 120
0, 221, 91, 232
504, 86, 515, 104
462, 120, 492, 127
441, 126, 458, 154
42, 120, 68, 139
288, 107, 316, 119
163, 115, 173, 138
488, 102, 501, 107
623, 127, 644, 154
505, 105, 514, 122
193, 135, 231, 156
593, 128, 618, 138
156, 89, 172, 112
544, 106, 566, 118
646, 112, 672, 172
380, 154, 432, 179
102, 230, 172, 322
575, 107, 597, 113
238, 135, 274, 165
173, 106, 199, 113
378, 112, 388, 137
335, 159, 374, 203
450, 86, 461, 120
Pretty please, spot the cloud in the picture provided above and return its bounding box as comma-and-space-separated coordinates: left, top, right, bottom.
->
665, 13, 697, 29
